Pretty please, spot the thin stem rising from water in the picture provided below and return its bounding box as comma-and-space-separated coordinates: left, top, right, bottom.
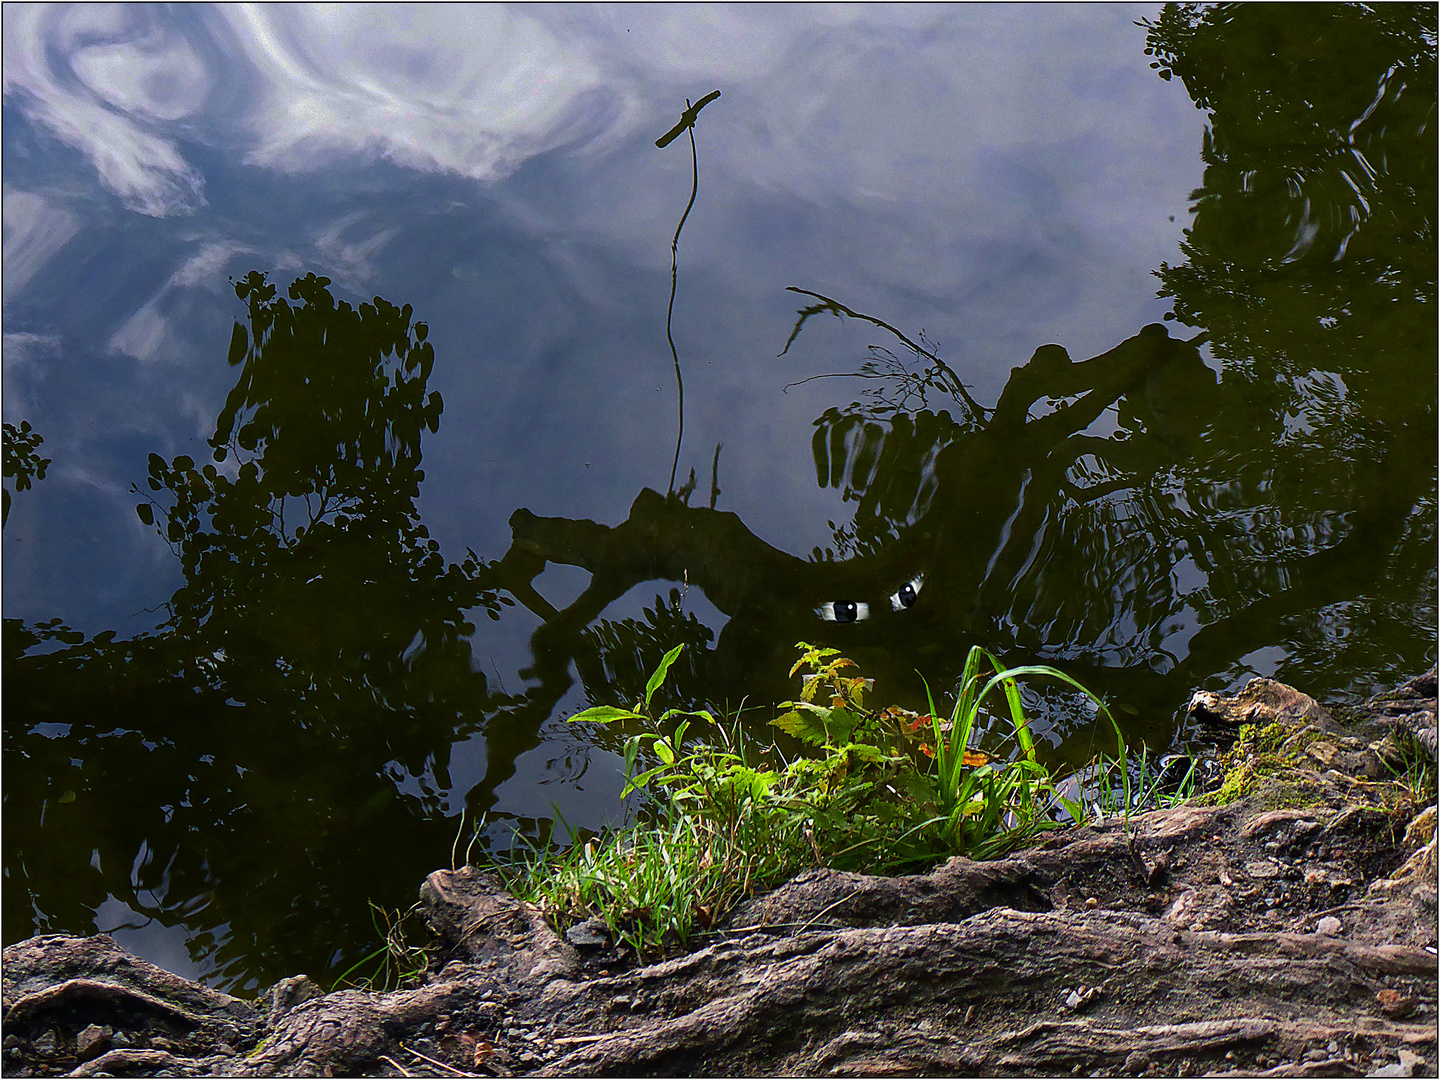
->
658, 91, 720, 497
665, 123, 697, 495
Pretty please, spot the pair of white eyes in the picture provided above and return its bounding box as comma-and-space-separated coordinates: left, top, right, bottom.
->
815, 574, 925, 623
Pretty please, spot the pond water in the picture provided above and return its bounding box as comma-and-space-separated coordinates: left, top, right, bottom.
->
3, 4, 1435, 993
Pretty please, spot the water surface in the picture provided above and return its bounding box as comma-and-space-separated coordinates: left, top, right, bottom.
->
3, 4, 1434, 992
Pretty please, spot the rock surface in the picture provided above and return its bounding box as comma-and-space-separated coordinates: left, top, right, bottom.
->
3, 672, 1436, 1077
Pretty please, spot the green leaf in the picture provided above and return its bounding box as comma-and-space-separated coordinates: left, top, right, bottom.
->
621, 764, 668, 798
771, 704, 832, 746
644, 643, 685, 710
789, 642, 841, 677
135, 503, 154, 526
983, 656, 1035, 759
976, 662, 1129, 823
654, 739, 675, 766
1051, 791, 1085, 825
568, 705, 643, 724
837, 741, 887, 764
720, 764, 777, 801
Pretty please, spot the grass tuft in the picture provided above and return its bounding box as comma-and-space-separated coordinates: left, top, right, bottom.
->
1086, 744, 1199, 821
332, 901, 431, 991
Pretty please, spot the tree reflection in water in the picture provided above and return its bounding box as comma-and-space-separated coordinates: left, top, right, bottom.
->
492, 322, 1225, 775
1142, 2, 1436, 696
4, 272, 514, 991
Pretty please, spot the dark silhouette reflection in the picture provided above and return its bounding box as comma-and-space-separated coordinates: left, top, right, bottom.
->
1141, 2, 1436, 697
486, 294, 1429, 800
574, 588, 717, 710
488, 324, 1232, 785
4, 272, 511, 991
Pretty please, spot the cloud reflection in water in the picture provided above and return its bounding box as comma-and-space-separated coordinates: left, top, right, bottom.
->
2, 3, 1202, 642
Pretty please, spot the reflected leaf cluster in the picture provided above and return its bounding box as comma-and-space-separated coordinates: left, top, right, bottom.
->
2, 420, 51, 526
575, 588, 716, 713
6, 272, 514, 991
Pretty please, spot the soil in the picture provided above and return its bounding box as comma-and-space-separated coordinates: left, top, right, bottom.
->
3, 670, 1436, 1078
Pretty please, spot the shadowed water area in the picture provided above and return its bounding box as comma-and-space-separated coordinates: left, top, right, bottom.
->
3, 4, 1435, 993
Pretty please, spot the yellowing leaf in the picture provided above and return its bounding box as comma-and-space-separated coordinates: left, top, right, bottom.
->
569, 705, 643, 724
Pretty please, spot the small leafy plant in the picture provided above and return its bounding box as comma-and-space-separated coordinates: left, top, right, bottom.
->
771, 642, 1128, 861
497, 809, 749, 959
1378, 729, 1437, 803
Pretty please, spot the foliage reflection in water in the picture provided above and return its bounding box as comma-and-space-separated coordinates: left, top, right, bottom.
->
5, 271, 516, 991
2, 3, 1435, 993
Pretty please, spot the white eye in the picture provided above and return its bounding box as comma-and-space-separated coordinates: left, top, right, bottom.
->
815, 600, 870, 623
889, 573, 925, 612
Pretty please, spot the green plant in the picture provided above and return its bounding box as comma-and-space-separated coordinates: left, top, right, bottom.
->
916, 647, 1089, 855
332, 901, 431, 991
770, 643, 1127, 859
1381, 731, 1438, 803
1086, 745, 1197, 821
507, 644, 809, 955
497, 809, 748, 958
501, 641, 1127, 956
